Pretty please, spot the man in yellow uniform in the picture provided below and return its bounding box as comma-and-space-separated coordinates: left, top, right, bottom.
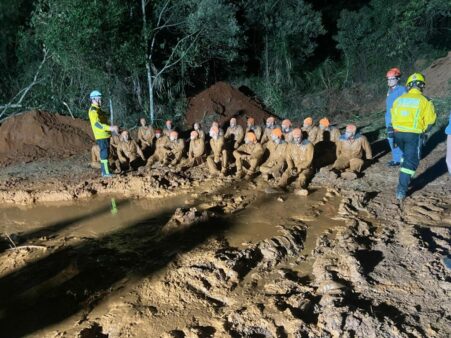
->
391, 73, 436, 202
88, 90, 118, 177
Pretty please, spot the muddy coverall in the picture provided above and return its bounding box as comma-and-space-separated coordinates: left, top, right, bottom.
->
260, 141, 288, 179
137, 126, 155, 150
333, 134, 373, 173
224, 125, 244, 149
283, 129, 294, 143
207, 136, 228, 175
246, 126, 263, 142
233, 143, 264, 176
181, 138, 205, 168
301, 125, 319, 144
163, 127, 174, 137
116, 139, 145, 171
165, 139, 185, 165
279, 141, 314, 188
196, 129, 205, 140
146, 136, 170, 167
261, 126, 278, 145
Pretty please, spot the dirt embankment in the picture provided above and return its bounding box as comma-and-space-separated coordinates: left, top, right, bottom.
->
0, 110, 93, 167
423, 51, 451, 98
185, 81, 274, 128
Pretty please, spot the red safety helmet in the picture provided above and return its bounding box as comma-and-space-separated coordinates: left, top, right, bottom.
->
386, 68, 401, 78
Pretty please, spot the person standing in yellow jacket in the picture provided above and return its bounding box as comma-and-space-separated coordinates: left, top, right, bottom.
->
391, 73, 436, 202
88, 90, 118, 177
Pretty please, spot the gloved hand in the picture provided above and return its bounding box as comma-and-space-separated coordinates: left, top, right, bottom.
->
386, 126, 394, 139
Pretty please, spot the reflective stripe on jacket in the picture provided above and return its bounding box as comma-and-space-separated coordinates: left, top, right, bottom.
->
88, 104, 111, 140
391, 88, 436, 134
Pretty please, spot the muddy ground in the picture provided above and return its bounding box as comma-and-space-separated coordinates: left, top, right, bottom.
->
0, 128, 450, 338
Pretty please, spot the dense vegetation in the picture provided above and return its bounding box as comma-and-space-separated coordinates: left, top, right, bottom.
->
0, 0, 449, 126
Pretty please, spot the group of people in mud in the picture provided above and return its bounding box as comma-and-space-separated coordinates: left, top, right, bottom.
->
89, 106, 373, 191
88, 68, 444, 201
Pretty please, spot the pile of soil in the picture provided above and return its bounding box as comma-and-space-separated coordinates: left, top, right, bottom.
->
423, 51, 451, 98
0, 110, 93, 167
185, 82, 274, 128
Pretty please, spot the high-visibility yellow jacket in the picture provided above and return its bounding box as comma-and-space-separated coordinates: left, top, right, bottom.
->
391, 88, 436, 134
88, 103, 111, 140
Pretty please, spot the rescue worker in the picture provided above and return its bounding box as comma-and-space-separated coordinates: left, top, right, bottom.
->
385, 68, 407, 167
260, 128, 287, 181
88, 90, 119, 177
391, 73, 436, 201
332, 124, 373, 179
261, 116, 277, 144
281, 119, 294, 143
146, 129, 169, 167
301, 117, 319, 144
313, 118, 340, 168
165, 130, 185, 166
211, 121, 224, 136
233, 132, 264, 179
137, 117, 155, 152
315, 118, 341, 144
224, 117, 244, 149
246, 117, 262, 141
163, 120, 174, 137
181, 130, 205, 168
207, 126, 228, 176
279, 128, 314, 189
116, 130, 146, 172
193, 122, 205, 140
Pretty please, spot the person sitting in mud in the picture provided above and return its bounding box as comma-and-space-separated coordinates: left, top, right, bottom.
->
193, 122, 205, 140
207, 126, 228, 176
278, 128, 314, 189
163, 120, 175, 137
281, 119, 294, 143
261, 116, 278, 144
314, 118, 341, 144
301, 117, 319, 144
137, 117, 155, 152
224, 117, 244, 150
233, 132, 264, 179
115, 130, 146, 172
146, 129, 170, 167
165, 131, 185, 166
259, 128, 288, 181
245, 117, 262, 142
332, 124, 373, 179
180, 131, 205, 169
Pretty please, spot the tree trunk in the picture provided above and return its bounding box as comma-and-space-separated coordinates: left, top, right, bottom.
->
141, 0, 155, 124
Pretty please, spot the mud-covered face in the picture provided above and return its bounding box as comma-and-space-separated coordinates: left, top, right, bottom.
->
272, 135, 281, 144
190, 135, 197, 141
266, 122, 273, 128
155, 133, 161, 139
121, 131, 129, 142
166, 122, 172, 130
170, 135, 177, 141
194, 123, 200, 130
303, 122, 310, 128
319, 125, 326, 130
293, 136, 302, 144
230, 119, 236, 127
140, 118, 146, 127
282, 124, 290, 132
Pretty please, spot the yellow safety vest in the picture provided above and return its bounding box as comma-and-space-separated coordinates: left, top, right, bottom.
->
391, 88, 436, 134
88, 103, 111, 140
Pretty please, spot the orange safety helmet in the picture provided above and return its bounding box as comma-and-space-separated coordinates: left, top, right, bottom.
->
319, 118, 330, 128
303, 117, 313, 126
272, 128, 283, 138
386, 68, 401, 78
246, 132, 257, 143
292, 128, 302, 138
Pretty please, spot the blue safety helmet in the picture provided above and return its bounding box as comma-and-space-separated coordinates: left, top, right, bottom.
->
89, 90, 102, 99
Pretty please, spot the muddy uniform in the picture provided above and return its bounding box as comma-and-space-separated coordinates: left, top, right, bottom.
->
233, 143, 264, 176
116, 139, 145, 171
261, 126, 278, 145
207, 136, 228, 175
279, 140, 314, 188
301, 125, 319, 144
146, 136, 170, 167
260, 141, 288, 179
283, 129, 294, 143
182, 138, 205, 168
137, 126, 155, 150
333, 134, 373, 173
165, 139, 185, 165
224, 125, 245, 149
246, 126, 263, 142
196, 129, 206, 140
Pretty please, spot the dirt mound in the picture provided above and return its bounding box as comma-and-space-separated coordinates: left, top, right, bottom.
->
0, 110, 93, 167
423, 51, 451, 98
185, 82, 273, 128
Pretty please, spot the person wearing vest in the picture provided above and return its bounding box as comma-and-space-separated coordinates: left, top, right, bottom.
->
391, 73, 436, 202
88, 90, 119, 177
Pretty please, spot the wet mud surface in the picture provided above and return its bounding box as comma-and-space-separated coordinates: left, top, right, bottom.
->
0, 136, 450, 337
